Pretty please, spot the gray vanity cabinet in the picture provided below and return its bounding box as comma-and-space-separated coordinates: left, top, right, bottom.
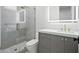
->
73, 39, 78, 52
38, 32, 78, 53
38, 33, 64, 53
64, 37, 78, 53
50, 36, 64, 53
64, 37, 74, 53
38, 33, 50, 53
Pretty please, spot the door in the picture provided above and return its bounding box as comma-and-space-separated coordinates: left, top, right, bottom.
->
1, 7, 17, 49
38, 33, 50, 53
64, 37, 75, 53
50, 35, 64, 53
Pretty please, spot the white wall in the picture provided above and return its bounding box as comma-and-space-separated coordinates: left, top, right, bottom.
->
49, 6, 59, 20
36, 6, 48, 32
36, 6, 79, 32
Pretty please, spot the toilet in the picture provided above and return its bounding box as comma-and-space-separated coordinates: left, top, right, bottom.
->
25, 39, 38, 53
25, 33, 39, 53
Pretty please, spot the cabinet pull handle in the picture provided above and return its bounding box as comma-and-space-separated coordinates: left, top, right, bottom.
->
61, 38, 64, 40
65, 38, 67, 41
14, 48, 17, 51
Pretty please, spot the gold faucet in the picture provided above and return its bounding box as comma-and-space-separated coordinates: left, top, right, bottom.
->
61, 24, 71, 32
63, 24, 71, 32
64, 24, 66, 32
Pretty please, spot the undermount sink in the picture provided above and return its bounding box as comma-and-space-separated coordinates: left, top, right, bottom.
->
39, 29, 79, 38
58, 31, 79, 35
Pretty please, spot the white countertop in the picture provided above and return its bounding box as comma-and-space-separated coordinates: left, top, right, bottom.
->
39, 29, 79, 38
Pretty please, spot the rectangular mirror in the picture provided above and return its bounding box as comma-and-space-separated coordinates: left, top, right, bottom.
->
48, 6, 77, 23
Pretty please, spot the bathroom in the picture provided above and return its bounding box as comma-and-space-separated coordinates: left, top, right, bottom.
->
0, 6, 79, 53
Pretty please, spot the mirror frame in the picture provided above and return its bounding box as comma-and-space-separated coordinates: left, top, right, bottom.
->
48, 6, 78, 23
